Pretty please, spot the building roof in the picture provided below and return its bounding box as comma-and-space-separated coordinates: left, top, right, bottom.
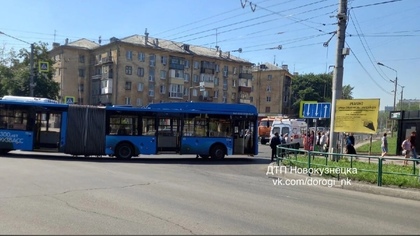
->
66, 38, 100, 50
119, 34, 251, 64
56, 34, 252, 65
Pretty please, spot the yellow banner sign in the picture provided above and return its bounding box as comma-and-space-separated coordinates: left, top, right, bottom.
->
334, 99, 380, 134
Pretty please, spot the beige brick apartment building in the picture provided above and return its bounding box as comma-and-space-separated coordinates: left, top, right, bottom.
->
49, 34, 293, 116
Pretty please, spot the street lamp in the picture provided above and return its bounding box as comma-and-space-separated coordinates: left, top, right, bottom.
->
377, 62, 397, 137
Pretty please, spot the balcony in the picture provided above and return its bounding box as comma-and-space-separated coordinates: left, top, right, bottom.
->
239, 72, 253, 80
169, 69, 184, 85
238, 86, 252, 93
95, 57, 113, 66
199, 95, 213, 102
101, 86, 112, 94
200, 81, 214, 89
91, 74, 102, 80
200, 68, 214, 74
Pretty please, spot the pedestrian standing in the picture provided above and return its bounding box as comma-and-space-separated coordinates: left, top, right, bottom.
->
346, 133, 356, 154
381, 133, 388, 157
401, 136, 412, 165
270, 132, 281, 161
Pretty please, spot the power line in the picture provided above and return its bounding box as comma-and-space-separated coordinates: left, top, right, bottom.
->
350, 0, 402, 9
348, 9, 390, 83
346, 42, 393, 95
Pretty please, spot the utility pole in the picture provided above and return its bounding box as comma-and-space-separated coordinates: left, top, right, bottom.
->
400, 85, 404, 110
329, 0, 347, 156
30, 43, 35, 97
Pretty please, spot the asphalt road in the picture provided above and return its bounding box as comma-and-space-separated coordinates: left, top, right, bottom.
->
0, 145, 419, 235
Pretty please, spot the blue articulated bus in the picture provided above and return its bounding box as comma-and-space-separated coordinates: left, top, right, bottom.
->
0, 96, 259, 159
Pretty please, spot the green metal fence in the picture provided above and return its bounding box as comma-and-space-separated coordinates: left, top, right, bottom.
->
275, 144, 419, 187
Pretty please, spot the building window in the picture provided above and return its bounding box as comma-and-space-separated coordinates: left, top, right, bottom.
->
284, 95, 288, 102
78, 69, 85, 78
137, 82, 144, 92
78, 98, 84, 104
185, 60, 190, 68
78, 55, 85, 63
125, 97, 131, 105
193, 61, 199, 69
183, 87, 189, 97
160, 85, 166, 94
161, 56, 167, 65
214, 77, 219, 86
265, 107, 270, 113
233, 67, 237, 74
184, 73, 190, 82
138, 52, 145, 62
136, 98, 142, 106
250, 96, 253, 102
192, 89, 198, 97
169, 84, 184, 98
232, 79, 237, 87
125, 66, 132, 75
223, 66, 228, 77
266, 85, 271, 92
160, 70, 166, 79
125, 81, 132, 90
193, 74, 199, 83
126, 51, 133, 60
215, 64, 219, 72
149, 83, 155, 97
266, 96, 271, 102
149, 68, 155, 81
231, 92, 236, 100
268, 75, 272, 80
137, 67, 144, 77
213, 90, 219, 98
149, 54, 156, 67
78, 84, 84, 92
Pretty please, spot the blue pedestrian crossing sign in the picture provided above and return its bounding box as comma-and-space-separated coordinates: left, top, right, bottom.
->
39, 61, 49, 72
64, 96, 75, 104
302, 102, 331, 118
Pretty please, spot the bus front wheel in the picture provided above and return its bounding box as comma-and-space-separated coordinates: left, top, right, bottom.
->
210, 144, 225, 159
115, 142, 133, 159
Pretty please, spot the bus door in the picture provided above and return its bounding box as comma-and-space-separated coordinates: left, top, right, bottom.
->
156, 116, 181, 153
232, 118, 255, 155
34, 111, 63, 151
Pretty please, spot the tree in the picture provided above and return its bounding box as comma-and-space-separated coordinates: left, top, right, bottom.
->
0, 42, 59, 99
342, 85, 354, 99
290, 73, 354, 117
290, 73, 333, 116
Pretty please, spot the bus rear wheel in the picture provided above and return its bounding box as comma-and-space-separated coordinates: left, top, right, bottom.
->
210, 145, 225, 159
115, 142, 133, 159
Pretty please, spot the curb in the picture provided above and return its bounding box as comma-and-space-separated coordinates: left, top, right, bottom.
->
268, 162, 420, 201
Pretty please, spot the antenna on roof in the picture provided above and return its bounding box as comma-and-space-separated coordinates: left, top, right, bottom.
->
98, 36, 102, 45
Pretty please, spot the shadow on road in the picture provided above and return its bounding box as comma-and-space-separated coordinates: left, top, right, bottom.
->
0, 151, 272, 166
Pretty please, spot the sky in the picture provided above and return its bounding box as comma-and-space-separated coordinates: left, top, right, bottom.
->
0, 0, 419, 110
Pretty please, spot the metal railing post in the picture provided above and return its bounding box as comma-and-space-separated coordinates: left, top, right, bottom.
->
377, 158, 383, 186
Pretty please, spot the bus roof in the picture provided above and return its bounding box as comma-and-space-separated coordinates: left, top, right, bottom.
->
0, 96, 68, 109
148, 102, 258, 115
1, 95, 59, 104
